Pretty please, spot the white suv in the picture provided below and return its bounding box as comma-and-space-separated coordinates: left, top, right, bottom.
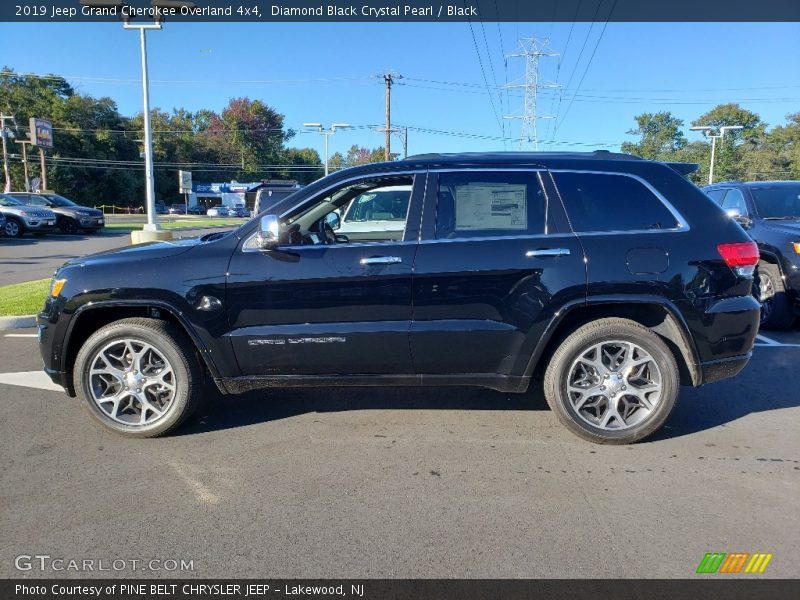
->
336, 185, 411, 242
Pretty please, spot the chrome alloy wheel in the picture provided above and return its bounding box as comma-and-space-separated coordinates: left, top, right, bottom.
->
87, 338, 176, 426
565, 340, 662, 431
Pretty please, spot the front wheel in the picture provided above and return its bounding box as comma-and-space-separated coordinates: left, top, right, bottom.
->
73, 318, 202, 437
59, 218, 79, 234
544, 318, 679, 444
4, 218, 23, 238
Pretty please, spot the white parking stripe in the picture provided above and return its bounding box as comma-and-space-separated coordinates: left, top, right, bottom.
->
0, 371, 64, 392
4, 333, 38, 338
756, 334, 779, 345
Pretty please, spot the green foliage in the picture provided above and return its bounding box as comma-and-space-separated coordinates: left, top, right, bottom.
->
622, 104, 799, 184
0, 68, 320, 206
329, 145, 389, 171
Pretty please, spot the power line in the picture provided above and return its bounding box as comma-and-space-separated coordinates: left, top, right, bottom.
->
464, 5, 504, 132
554, 0, 618, 136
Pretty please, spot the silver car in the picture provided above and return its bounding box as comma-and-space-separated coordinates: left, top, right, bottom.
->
9, 192, 105, 234
0, 194, 57, 238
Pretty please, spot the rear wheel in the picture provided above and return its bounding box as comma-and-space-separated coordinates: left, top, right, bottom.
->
755, 262, 795, 330
73, 318, 202, 438
59, 217, 79, 234
544, 318, 679, 444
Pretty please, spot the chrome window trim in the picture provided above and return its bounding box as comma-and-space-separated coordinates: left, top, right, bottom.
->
418, 232, 576, 245
547, 168, 690, 233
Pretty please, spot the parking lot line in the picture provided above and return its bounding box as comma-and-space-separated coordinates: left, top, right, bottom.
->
3, 333, 38, 338
755, 334, 800, 348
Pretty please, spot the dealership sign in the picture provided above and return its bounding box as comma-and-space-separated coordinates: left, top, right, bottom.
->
179, 170, 192, 194
29, 118, 53, 148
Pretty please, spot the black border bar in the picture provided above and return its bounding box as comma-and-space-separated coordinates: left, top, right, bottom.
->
3, 0, 800, 23
3, 580, 800, 600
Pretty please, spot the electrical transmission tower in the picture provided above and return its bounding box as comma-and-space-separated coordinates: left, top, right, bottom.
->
504, 38, 560, 151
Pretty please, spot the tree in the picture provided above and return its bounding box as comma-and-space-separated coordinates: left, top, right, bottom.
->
691, 103, 766, 181
621, 112, 687, 160
329, 145, 388, 171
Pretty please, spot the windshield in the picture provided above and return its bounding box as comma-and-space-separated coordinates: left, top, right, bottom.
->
751, 185, 800, 218
0, 195, 23, 207
42, 194, 78, 208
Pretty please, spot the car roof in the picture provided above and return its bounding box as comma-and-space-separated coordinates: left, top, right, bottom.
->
707, 180, 800, 188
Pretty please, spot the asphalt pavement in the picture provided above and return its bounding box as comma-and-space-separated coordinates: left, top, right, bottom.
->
0, 327, 798, 578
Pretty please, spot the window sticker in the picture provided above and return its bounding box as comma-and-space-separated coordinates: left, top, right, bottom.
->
454, 183, 527, 230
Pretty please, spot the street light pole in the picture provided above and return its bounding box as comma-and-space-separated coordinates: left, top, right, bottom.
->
128, 21, 161, 231
303, 123, 351, 177
690, 124, 744, 185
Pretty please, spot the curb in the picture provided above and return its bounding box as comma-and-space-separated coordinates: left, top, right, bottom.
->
0, 315, 37, 330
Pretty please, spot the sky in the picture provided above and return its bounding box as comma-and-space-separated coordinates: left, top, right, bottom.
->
1, 21, 799, 164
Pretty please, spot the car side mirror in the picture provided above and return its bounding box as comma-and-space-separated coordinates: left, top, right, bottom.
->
255, 214, 281, 249
324, 211, 341, 231
726, 208, 752, 229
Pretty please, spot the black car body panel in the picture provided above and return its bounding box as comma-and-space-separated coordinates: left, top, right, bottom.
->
39, 152, 759, 399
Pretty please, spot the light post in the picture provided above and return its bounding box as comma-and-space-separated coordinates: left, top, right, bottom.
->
690, 125, 744, 185
80, 0, 194, 237
303, 123, 351, 177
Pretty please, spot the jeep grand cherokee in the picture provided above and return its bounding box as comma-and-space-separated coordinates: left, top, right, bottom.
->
38, 152, 760, 444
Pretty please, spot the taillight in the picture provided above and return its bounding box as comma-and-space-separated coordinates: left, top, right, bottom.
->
717, 241, 759, 277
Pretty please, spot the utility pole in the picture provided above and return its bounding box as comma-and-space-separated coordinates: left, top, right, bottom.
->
0, 113, 14, 193
384, 73, 393, 161
504, 39, 560, 150
18, 140, 32, 191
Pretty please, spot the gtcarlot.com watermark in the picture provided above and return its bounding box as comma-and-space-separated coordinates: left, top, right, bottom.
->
14, 554, 194, 573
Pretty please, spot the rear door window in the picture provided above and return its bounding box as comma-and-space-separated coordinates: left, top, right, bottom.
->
552, 171, 680, 232
434, 171, 547, 239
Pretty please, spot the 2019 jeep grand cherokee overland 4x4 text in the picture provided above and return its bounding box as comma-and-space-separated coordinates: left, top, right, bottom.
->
38, 152, 761, 444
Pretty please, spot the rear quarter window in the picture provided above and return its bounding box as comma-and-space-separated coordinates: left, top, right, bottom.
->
552, 171, 680, 232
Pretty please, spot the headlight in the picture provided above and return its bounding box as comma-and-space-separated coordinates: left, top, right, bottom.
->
50, 278, 67, 298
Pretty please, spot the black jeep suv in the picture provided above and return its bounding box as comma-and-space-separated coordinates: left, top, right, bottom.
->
704, 181, 800, 329
38, 152, 760, 444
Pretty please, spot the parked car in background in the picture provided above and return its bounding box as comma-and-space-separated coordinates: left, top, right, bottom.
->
40, 152, 761, 443
168, 204, 187, 215
187, 204, 206, 215
704, 181, 800, 329
336, 185, 411, 242
9, 192, 105, 234
0, 211, 6, 235
0, 194, 57, 238
228, 205, 249, 218
206, 205, 229, 217
154, 202, 169, 215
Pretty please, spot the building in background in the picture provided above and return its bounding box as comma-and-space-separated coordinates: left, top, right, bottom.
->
189, 180, 301, 213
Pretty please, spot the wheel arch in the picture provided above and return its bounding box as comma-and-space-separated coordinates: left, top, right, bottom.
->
525, 298, 702, 388
62, 301, 218, 395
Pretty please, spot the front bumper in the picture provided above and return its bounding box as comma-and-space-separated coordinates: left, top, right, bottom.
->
24, 218, 57, 231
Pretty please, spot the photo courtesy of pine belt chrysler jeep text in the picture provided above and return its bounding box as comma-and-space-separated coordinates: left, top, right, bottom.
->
38, 152, 761, 444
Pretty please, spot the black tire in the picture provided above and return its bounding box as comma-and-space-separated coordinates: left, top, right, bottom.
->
4, 217, 23, 238
755, 262, 796, 330
73, 318, 202, 438
543, 318, 679, 444
59, 217, 79, 234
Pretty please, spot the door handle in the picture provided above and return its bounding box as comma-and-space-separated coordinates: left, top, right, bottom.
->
360, 256, 403, 265
525, 248, 571, 258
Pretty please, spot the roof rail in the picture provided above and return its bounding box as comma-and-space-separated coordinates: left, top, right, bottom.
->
403, 150, 642, 162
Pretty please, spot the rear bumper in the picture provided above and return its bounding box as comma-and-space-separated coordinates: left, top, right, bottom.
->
699, 353, 752, 385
